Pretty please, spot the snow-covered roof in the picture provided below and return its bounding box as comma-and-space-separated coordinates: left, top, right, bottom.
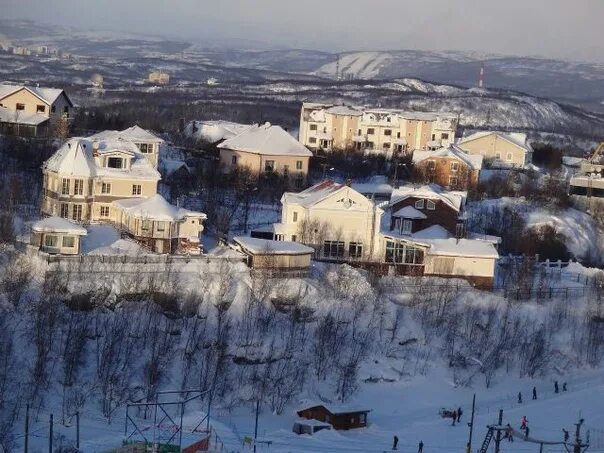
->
89, 125, 163, 144
32, 216, 87, 235
325, 105, 363, 116
459, 131, 533, 153
392, 206, 427, 219
562, 156, 584, 167
424, 238, 499, 259
412, 145, 483, 170
44, 137, 160, 180
390, 184, 466, 212
282, 180, 347, 208
233, 237, 314, 255
206, 245, 246, 259
218, 123, 312, 157
411, 225, 450, 239
113, 194, 207, 222
0, 83, 72, 106
351, 180, 393, 196
0, 106, 49, 126
298, 403, 371, 415
185, 120, 253, 144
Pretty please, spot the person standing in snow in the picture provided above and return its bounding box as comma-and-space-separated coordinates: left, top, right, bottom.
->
520, 416, 528, 430
525, 425, 530, 439
532, 386, 537, 400
505, 424, 514, 442
457, 407, 463, 423
392, 435, 399, 450
563, 382, 567, 391
418, 440, 424, 452
563, 429, 569, 442
518, 392, 522, 403
555, 381, 559, 393
451, 410, 457, 426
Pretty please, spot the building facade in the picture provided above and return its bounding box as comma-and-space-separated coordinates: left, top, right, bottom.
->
299, 103, 458, 154
457, 131, 533, 168
0, 84, 73, 122
218, 123, 313, 188
412, 145, 483, 190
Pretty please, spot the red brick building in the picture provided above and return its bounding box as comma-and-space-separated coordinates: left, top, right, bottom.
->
412, 145, 483, 190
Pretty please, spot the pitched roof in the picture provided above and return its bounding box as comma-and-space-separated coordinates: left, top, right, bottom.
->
412, 145, 484, 170
0, 106, 49, 126
32, 216, 87, 235
459, 131, 532, 153
281, 180, 347, 208
390, 184, 466, 212
424, 238, 499, 259
89, 125, 163, 144
185, 120, 253, 144
218, 122, 312, 157
0, 83, 72, 106
44, 137, 160, 180
113, 194, 206, 222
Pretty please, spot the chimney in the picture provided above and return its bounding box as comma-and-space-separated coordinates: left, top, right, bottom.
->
92, 140, 99, 156
345, 178, 352, 187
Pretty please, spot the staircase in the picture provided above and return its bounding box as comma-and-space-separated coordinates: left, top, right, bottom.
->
478, 427, 494, 453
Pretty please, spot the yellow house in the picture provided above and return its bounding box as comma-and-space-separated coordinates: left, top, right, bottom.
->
42, 135, 161, 223
255, 180, 384, 261
457, 131, 533, 168
0, 83, 73, 121
218, 122, 313, 188
0, 83, 73, 136
113, 194, 207, 254
299, 103, 458, 154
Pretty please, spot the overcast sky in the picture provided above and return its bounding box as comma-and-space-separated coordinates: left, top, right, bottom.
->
4, 0, 604, 62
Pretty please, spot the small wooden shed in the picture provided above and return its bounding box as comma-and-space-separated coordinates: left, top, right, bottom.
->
296, 404, 370, 430
233, 237, 313, 270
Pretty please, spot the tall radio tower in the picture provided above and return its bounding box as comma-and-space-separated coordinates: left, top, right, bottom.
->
478, 63, 485, 88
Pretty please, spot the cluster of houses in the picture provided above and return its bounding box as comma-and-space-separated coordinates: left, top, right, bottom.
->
2, 82, 550, 287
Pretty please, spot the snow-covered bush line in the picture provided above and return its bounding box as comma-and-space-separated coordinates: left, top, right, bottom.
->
1, 255, 604, 451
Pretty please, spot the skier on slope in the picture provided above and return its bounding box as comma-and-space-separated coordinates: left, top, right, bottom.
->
418, 440, 424, 452
457, 407, 463, 423
520, 416, 528, 430
532, 386, 537, 400
563, 429, 569, 442
555, 381, 559, 393
518, 392, 522, 403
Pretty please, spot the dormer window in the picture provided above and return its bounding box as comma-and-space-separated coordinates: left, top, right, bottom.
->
415, 199, 425, 209
107, 157, 124, 169
427, 200, 436, 210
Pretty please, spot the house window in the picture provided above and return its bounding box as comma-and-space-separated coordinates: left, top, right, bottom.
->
63, 106, 69, 113
16, 103, 25, 111
51, 105, 56, 113
367, 128, 375, 135
157, 221, 165, 232
415, 199, 425, 209
431, 134, 436, 140
264, 160, 275, 172
60, 203, 69, 218
397, 132, 401, 138
101, 182, 111, 194
231, 155, 237, 165
139, 143, 152, 153
61, 178, 70, 195
72, 204, 82, 221
402, 219, 412, 234
449, 176, 459, 186
44, 235, 58, 247
349, 242, 363, 258
385, 241, 422, 264
36, 105, 45, 113
293, 212, 298, 222
456, 223, 465, 238
283, 165, 289, 176
309, 137, 317, 144
107, 157, 123, 169
441, 133, 449, 140
495, 153, 501, 159
427, 160, 436, 170
296, 160, 303, 170
310, 124, 317, 131
295, 174, 304, 188
450, 162, 459, 172
62, 236, 75, 248
366, 141, 374, 150
384, 129, 392, 136
323, 240, 345, 258
100, 206, 110, 217
132, 184, 142, 195
360, 414, 366, 424
383, 143, 391, 150
427, 200, 436, 210
74, 179, 84, 195
291, 234, 297, 242
141, 220, 151, 231
506, 153, 513, 161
